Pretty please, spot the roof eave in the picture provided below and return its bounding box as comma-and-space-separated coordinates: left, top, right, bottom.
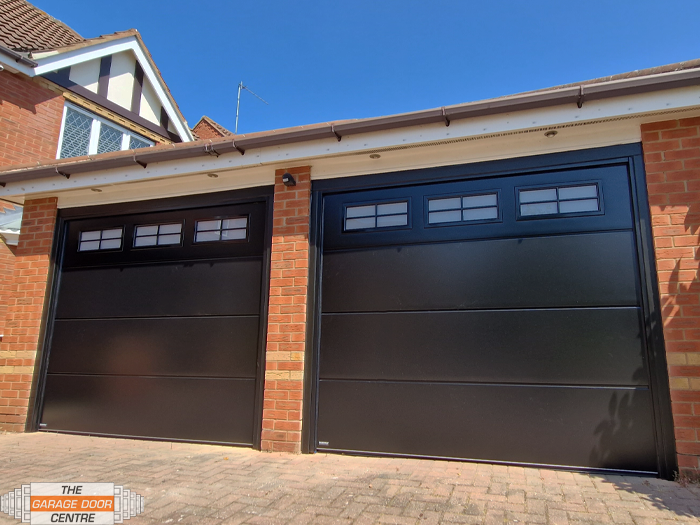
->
2, 64, 700, 184
0, 44, 38, 68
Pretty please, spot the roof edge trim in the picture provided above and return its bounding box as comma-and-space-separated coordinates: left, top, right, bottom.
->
2, 64, 700, 183
0, 44, 38, 67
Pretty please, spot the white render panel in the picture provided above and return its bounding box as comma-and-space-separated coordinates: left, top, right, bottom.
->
106, 51, 136, 110
139, 77, 160, 125
68, 59, 100, 93
30, 37, 192, 140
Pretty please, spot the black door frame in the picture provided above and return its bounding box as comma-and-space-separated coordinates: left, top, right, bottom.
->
26, 186, 274, 450
302, 143, 677, 479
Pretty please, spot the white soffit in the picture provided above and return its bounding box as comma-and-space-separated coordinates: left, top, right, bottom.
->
30, 36, 192, 141
4, 84, 700, 208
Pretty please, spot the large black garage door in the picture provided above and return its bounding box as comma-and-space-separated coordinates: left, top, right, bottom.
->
39, 192, 270, 445
315, 159, 666, 473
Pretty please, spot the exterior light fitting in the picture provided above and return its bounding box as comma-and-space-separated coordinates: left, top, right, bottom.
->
282, 172, 296, 187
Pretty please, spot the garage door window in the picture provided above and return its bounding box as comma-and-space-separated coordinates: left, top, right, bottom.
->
134, 223, 183, 247
519, 184, 600, 218
78, 228, 123, 252
428, 192, 499, 225
345, 201, 408, 231
195, 217, 248, 242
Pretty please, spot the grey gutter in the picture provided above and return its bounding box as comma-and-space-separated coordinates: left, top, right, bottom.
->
2, 65, 700, 185
0, 44, 38, 68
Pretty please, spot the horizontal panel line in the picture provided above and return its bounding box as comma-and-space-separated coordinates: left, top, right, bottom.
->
47, 373, 256, 380
322, 306, 641, 315
322, 228, 635, 253
54, 314, 261, 321
38, 429, 254, 448
62, 254, 264, 271
319, 378, 649, 390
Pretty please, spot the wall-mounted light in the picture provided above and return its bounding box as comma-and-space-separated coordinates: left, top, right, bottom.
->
282, 172, 296, 187
207, 173, 218, 178
544, 130, 558, 138
369, 154, 381, 159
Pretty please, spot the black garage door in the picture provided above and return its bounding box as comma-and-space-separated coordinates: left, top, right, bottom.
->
39, 193, 270, 445
316, 161, 663, 473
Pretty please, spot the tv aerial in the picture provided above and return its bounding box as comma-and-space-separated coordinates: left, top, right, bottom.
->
235, 82, 269, 134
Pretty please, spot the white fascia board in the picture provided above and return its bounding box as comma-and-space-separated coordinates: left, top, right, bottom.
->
52, 121, 640, 209
3, 84, 700, 203
32, 39, 135, 75
32, 37, 193, 142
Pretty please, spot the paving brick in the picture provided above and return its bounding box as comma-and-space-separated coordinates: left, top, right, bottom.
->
0, 433, 699, 524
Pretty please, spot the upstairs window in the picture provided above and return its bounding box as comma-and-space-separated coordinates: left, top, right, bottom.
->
58, 104, 153, 159
59, 108, 92, 158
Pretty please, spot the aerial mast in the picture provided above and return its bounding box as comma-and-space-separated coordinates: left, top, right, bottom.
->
235, 82, 269, 134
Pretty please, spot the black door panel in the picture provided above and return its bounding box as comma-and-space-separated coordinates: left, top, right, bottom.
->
49, 317, 259, 378
320, 308, 647, 385
322, 232, 639, 313
56, 259, 262, 319
322, 164, 634, 250
317, 380, 657, 473
43, 375, 255, 444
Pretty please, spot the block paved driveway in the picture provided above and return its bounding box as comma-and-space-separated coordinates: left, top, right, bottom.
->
2, 433, 700, 524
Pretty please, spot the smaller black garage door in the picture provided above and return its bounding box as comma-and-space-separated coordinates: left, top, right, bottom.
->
40, 193, 270, 445
315, 162, 663, 473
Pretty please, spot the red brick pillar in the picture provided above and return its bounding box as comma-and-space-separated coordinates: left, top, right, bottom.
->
261, 167, 311, 452
0, 202, 18, 338
0, 197, 57, 432
641, 117, 700, 477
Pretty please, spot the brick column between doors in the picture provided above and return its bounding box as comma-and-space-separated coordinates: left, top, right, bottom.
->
641, 117, 700, 477
0, 197, 57, 432
261, 167, 311, 452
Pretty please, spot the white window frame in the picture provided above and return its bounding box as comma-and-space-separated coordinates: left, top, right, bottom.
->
56, 102, 154, 159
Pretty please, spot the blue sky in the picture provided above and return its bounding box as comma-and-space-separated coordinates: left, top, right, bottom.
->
34, 0, 700, 135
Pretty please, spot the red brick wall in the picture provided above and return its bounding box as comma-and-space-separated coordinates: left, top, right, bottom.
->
192, 119, 228, 140
0, 71, 64, 167
0, 197, 57, 432
0, 201, 18, 338
641, 117, 700, 476
261, 167, 311, 453
0, 242, 17, 339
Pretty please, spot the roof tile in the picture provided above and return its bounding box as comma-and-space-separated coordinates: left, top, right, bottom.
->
0, 0, 83, 52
